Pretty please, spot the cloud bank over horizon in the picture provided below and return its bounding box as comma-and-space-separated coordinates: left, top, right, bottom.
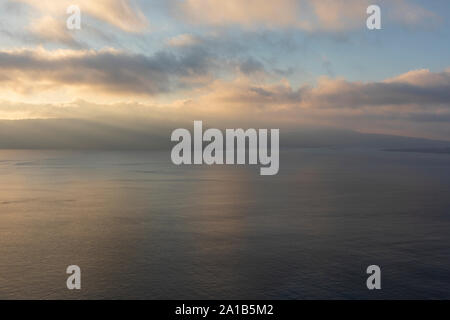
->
0, 0, 449, 141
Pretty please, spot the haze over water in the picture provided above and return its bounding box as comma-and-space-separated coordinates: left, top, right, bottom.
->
1, 148, 449, 299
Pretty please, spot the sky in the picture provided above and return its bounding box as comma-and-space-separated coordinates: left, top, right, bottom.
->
0, 0, 449, 141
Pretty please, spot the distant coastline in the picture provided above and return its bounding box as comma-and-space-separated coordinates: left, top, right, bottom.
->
385, 147, 450, 155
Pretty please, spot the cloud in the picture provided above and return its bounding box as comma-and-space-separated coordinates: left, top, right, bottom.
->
388, 0, 439, 28
304, 69, 450, 109
174, 0, 437, 31
182, 68, 450, 113
239, 58, 265, 76
0, 47, 216, 101
169, 68, 450, 139
1, 45, 449, 112
1, 91, 450, 144
28, 16, 79, 46
1, 44, 449, 139
1, 46, 449, 118
167, 34, 201, 47
13, 0, 149, 33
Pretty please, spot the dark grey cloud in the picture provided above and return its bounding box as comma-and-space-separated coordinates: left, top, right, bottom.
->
0, 47, 216, 95
309, 81, 450, 109
408, 112, 450, 123
239, 58, 265, 75
295, 70, 450, 109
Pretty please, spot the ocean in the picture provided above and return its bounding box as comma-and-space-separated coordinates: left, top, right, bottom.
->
0, 148, 449, 299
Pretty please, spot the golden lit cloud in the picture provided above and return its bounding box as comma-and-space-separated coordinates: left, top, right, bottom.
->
0, 47, 216, 103
28, 15, 77, 45
175, 0, 436, 31
1, 50, 449, 138
14, 0, 149, 33
167, 34, 200, 47
1, 46, 449, 111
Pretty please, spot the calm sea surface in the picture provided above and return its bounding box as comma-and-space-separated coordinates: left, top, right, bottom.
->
0, 148, 450, 299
